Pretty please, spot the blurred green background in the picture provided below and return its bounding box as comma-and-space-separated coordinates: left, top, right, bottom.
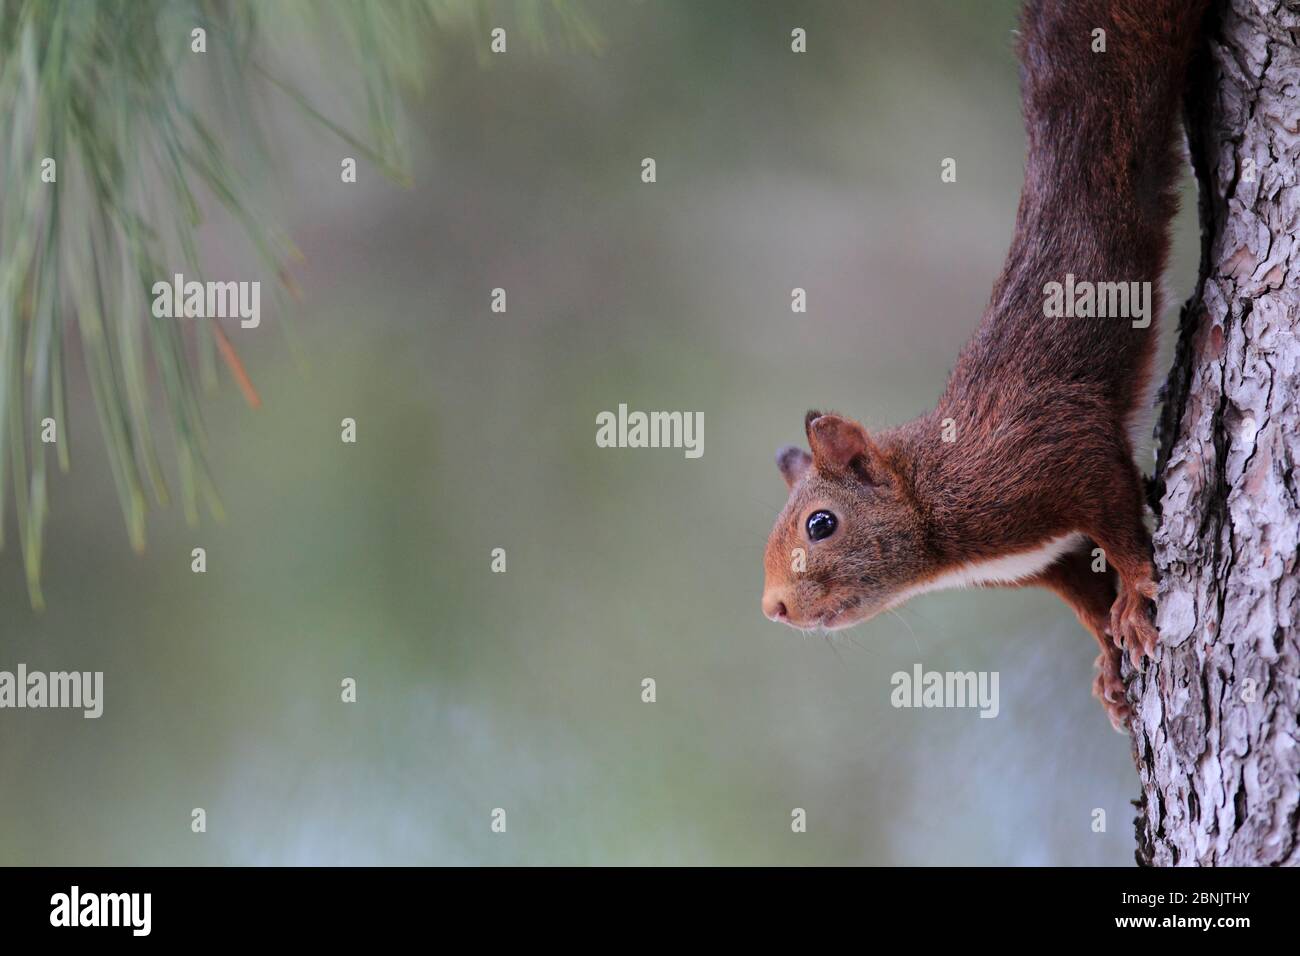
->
0, 0, 1199, 865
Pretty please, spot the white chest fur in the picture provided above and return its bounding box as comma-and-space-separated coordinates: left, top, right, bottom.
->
891, 532, 1085, 607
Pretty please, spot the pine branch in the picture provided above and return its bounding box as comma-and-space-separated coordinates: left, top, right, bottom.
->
0, 0, 602, 608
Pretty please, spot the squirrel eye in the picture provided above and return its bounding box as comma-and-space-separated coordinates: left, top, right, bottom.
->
806, 510, 837, 541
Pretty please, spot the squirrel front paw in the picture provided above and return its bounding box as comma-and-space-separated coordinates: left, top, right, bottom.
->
1110, 574, 1159, 668
1092, 652, 1131, 731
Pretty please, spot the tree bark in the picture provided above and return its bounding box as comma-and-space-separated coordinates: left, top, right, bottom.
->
1133, 0, 1300, 866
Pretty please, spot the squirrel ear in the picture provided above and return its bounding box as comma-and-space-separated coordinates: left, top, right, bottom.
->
806, 412, 886, 483
776, 445, 812, 489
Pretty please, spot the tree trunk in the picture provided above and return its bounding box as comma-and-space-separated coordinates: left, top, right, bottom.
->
1132, 0, 1300, 866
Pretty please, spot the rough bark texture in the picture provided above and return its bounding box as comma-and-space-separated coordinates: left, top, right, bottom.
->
1133, 0, 1300, 866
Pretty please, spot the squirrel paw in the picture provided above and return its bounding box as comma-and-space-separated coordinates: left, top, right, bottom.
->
1110, 575, 1159, 668
1092, 654, 1131, 731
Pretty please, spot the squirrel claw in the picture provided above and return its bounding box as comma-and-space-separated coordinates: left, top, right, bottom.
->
1110, 576, 1159, 668
1092, 656, 1130, 731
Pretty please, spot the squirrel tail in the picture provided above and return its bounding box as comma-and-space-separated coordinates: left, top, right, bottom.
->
1015, 0, 1210, 245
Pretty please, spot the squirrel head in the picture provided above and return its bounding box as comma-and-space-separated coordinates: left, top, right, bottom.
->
762, 411, 929, 630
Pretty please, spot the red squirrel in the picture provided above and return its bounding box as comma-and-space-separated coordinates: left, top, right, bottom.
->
761, 0, 1209, 729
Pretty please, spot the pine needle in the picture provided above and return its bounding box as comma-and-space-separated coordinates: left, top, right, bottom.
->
0, 0, 602, 607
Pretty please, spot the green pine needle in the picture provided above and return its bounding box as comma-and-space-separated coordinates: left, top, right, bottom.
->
0, 0, 602, 608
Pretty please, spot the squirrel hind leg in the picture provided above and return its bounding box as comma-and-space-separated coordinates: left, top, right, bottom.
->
1029, 542, 1130, 730
1079, 461, 1160, 670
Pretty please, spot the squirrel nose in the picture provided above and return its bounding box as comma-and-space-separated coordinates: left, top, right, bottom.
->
762, 590, 789, 622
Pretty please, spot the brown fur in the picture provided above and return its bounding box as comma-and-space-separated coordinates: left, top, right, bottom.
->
762, 0, 1209, 729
